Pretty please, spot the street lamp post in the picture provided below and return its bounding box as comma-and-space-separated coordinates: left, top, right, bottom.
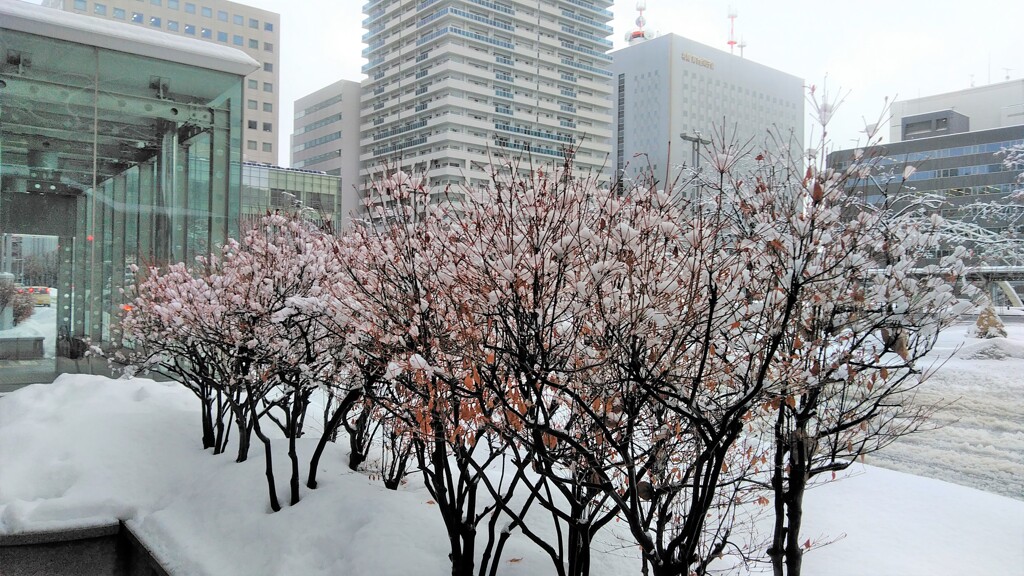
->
679, 131, 710, 198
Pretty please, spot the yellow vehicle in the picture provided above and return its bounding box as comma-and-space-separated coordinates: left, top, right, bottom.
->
19, 286, 52, 307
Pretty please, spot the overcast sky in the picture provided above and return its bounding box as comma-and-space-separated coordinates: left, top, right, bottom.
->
33, 0, 1024, 165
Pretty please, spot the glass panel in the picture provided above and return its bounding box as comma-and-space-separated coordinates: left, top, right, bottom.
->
1, 17, 244, 386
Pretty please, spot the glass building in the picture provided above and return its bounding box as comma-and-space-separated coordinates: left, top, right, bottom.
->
241, 163, 345, 232
0, 2, 258, 386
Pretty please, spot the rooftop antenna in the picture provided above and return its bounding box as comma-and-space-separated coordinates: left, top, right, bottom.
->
1003, 67, 1013, 81
727, 7, 738, 54
625, 0, 655, 45
738, 36, 747, 58
969, 74, 975, 87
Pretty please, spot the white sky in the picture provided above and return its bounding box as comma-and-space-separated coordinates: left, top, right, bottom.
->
29, 0, 1024, 165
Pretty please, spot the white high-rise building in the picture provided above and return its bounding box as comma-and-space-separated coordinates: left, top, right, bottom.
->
359, 0, 615, 191
612, 32, 804, 182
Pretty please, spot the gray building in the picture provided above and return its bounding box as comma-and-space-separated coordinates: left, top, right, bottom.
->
611, 33, 804, 184
889, 79, 1024, 143
291, 79, 361, 229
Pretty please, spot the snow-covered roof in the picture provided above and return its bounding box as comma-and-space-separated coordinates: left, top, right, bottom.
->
0, 0, 260, 77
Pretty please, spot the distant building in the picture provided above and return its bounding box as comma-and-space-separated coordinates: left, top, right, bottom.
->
241, 163, 344, 232
889, 79, 1024, 143
830, 125, 1024, 265
611, 32, 804, 183
359, 0, 615, 192
291, 80, 361, 228
43, 0, 282, 165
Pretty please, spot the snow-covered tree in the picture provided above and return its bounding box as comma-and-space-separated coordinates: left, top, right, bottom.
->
970, 302, 1007, 338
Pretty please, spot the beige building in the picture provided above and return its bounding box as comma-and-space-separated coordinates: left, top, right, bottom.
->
43, 0, 281, 165
291, 79, 361, 228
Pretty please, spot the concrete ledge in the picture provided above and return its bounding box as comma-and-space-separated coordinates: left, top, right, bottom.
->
0, 522, 120, 546
0, 521, 172, 576
0, 336, 45, 360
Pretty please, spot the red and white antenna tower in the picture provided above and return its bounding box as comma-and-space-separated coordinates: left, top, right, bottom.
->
727, 7, 738, 54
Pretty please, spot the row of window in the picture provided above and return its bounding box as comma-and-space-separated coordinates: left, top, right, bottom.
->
246, 140, 274, 153
246, 120, 273, 132
246, 79, 275, 93
247, 99, 274, 113
76, 3, 275, 51
74, 0, 274, 31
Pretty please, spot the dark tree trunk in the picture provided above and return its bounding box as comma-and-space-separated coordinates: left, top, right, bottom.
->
201, 395, 215, 450
347, 406, 372, 471
247, 387, 280, 512
307, 388, 362, 489
769, 407, 789, 576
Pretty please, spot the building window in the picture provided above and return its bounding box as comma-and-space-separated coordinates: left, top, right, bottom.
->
247, 99, 258, 110
131, 12, 143, 23
201, 6, 212, 17
264, 22, 274, 32
233, 35, 244, 46
73, 0, 86, 10
168, 0, 179, 9
264, 42, 273, 52
247, 120, 258, 129
247, 140, 258, 150
262, 122, 273, 132
150, 0, 161, 5
201, 27, 212, 38
184, 23, 195, 34
217, 10, 227, 21
167, 20, 179, 31
184, 2, 195, 14
94, 3, 107, 15
247, 78, 258, 89
249, 17, 258, 28
263, 102, 273, 112
249, 38, 258, 49
233, 14, 243, 25
263, 82, 273, 93
112, 7, 125, 18
150, 16, 161, 27
262, 142, 273, 152
217, 31, 228, 42
263, 62, 273, 72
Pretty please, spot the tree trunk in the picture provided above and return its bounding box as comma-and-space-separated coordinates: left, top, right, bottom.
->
768, 406, 789, 576
288, 386, 302, 505
247, 387, 281, 512
307, 388, 361, 489
784, 436, 809, 576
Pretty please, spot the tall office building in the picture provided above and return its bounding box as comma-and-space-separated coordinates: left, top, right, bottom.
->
43, 0, 281, 165
612, 31, 804, 182
291, 79, 361, 227
359, 0, 615, 191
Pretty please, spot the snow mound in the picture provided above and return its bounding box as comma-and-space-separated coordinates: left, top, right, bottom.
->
955, 338, 1024, 360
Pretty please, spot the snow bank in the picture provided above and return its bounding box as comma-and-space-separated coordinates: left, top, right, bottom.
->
1, 374, 1022, 575
955, 337, 1024, 360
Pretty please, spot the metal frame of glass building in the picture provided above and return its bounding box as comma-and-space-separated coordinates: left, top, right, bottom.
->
1, 1, 258, 385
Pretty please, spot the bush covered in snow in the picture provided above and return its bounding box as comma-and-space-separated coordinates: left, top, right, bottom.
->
117, 115, 965, 576
970, 303, 1008, 339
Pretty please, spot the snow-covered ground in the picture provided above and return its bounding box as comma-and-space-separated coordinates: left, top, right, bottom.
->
864, 322, 1024, 500
1, 290, 58, 358
0, 375, 1021, 576
1, 316, 1022, 575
